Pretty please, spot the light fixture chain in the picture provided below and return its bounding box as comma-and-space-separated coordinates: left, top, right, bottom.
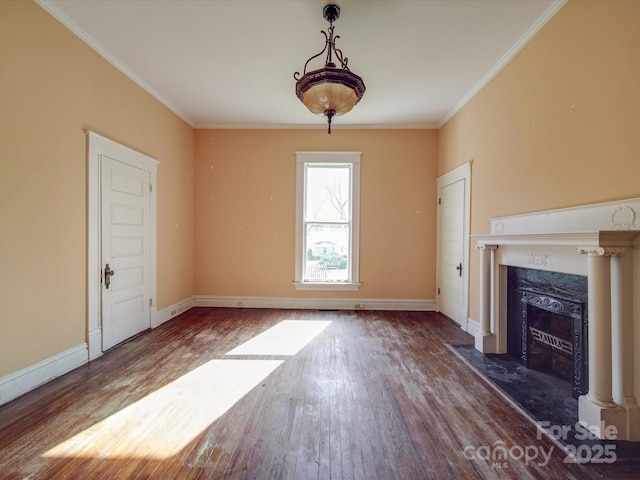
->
325, 23, 335, 68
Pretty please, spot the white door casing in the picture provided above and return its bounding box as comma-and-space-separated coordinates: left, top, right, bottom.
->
87, 131, 158, 359
436, 162, 471, 328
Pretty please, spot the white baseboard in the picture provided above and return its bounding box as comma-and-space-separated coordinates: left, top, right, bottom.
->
465, 316, 480, 337
0, 297, 440, 407
155, 296, 196, 327
193, 295, 435, 311
0, 344, 88, 407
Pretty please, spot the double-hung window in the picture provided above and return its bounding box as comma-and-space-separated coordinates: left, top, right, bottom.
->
294, 152, 361, 291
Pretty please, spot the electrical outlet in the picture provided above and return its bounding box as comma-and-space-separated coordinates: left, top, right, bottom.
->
236, 301, 244, 307
170, 309, 177, 316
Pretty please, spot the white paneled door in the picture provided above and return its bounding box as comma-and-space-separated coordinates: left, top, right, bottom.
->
439, 179, 465, 324
436, 162, 470, 328
101, 156, 151, 350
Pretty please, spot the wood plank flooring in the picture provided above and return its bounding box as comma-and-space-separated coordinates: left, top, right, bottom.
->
1, 308, 639, 479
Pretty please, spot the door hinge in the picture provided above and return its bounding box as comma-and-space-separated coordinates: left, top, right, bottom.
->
437, 287, 440, 295
438, 197, 441, 205
149, 183, 153, 193
149, 298, 153, 308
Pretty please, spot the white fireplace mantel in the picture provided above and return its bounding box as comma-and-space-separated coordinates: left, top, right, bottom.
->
474, 230, 639, 248
471, 197, 640, 441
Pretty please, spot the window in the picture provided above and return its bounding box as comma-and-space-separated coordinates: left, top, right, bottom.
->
294, 152, 361, 291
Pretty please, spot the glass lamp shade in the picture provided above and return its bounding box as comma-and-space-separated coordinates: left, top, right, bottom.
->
296, 67, 365, 116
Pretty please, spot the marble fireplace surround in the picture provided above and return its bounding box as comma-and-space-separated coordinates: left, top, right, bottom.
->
473, 197, 640, 441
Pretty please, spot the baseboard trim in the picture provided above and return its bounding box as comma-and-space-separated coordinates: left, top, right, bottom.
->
466, 316, 480, 337
0, 297, 437, 406
0, 344, 88, 407
155, 297, 196, 327
193, 295, 435, 311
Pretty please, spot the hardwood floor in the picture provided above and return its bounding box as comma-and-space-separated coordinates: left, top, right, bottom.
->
1, 308, 638, 479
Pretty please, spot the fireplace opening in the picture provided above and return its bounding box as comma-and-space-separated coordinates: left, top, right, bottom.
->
507, 267, 588, 399
526, 306, 573, 382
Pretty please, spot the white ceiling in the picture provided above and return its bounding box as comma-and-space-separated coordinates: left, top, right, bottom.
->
38, 0, 565, 130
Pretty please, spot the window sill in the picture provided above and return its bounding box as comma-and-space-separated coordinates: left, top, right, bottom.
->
293, 281, 361, 292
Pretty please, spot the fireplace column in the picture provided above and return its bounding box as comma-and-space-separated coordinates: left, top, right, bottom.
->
611, 251, 640, 440
476, 244, 498, 353
577, 247, 626, 439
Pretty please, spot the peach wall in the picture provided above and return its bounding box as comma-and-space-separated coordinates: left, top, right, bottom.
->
0, 1, 194, 377
8, 0, 629, 387
438, 0, 640, 321
194, 129, 438, 300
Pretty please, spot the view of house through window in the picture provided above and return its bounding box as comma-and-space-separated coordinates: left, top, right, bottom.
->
295, 152, 361, 290
305, 164, 351, 281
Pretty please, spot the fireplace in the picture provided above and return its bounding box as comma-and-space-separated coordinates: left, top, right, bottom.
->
505, 266, 588, 398
472, 197, 640, 440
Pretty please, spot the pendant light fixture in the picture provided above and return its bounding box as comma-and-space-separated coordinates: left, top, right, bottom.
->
294, 4, 366, 134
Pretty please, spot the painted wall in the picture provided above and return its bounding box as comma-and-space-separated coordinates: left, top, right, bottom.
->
438, 0, 640, 322
0, 1, 194, 377
194, 129, 438, 300
9, 0, 634, 391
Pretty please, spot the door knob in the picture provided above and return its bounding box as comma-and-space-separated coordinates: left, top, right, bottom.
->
104, 263, 115, 289
456, 262, 462, 277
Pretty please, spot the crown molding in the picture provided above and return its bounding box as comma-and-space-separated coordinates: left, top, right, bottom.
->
193, 123, 439, 130
437, 0, 568, 129
35, 0, 196, 128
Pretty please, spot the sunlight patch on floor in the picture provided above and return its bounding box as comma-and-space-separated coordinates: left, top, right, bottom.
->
42, 320, 331, 461
42, 359, 282, 460
226, 320, 332, 356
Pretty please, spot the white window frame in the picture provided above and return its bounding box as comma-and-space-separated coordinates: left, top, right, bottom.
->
294, 151, 361, 291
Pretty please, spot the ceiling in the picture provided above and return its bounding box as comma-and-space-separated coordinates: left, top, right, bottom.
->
38, 0, 565, 130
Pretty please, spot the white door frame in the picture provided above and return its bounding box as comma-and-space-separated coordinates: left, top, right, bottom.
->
87, 131, 158, 360
436, 161, 471, 331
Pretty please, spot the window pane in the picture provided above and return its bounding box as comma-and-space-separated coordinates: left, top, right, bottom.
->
305, 165, 350, 222
305, 223, 349, 281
